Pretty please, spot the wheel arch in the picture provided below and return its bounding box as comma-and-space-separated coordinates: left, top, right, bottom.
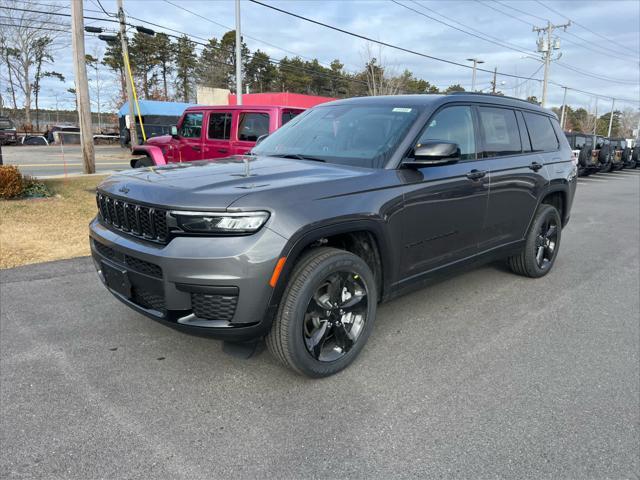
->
130, 145, 167, 168
262, 219, 394, 328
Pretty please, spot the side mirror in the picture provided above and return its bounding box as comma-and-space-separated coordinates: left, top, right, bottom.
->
402, 141, 460, 167
255, 134, 269, 146
170, 125, 178, 138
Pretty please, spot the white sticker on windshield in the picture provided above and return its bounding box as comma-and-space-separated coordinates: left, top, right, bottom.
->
392, 107, 412, 113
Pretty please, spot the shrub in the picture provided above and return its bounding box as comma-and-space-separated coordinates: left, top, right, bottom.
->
0, 165, 24, 199
22, 175, 51, 198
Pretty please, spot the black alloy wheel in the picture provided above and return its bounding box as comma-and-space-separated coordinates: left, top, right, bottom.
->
534, 217, 558, 271
267, 247, 377, 377
303, 271, 369, 362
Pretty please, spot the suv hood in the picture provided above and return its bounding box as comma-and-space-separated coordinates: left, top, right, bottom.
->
98, 155, 375, 210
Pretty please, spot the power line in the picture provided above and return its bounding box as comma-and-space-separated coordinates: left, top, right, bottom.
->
493, 0, 549, 23
247, 0, 639, 104
0, 22, 69, 33
392, 0, 537, 58
248, 0, 541, 82
534, 0, 639, 55
554, 61, 638, 85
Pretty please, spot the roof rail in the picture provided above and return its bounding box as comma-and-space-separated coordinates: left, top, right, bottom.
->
447, 91, 540, 105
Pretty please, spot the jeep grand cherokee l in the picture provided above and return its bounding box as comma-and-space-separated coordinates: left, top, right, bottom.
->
90, 93, 576, 377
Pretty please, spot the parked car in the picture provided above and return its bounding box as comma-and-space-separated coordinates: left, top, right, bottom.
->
129, 105, 304, 168
609, 138, 626, 171
0, 116, 17, 145
90, 93, 576, 377
565, 132, 597, 176
594, 136, 613, 172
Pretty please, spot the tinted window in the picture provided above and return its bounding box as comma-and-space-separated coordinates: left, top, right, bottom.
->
523, 112, 558, 152
516, 111, 532, 152
575, 136, 587, 148
238, 112, 269, 142
478, 107, 521, 157
282, 110, 301, 125
179, 112, 203, 138
417, 106, 476, 160
208, 112, 232, 140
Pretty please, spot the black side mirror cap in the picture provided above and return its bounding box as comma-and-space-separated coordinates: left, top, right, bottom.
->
402, 141, 460, 167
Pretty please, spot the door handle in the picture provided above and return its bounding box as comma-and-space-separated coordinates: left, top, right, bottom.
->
529, 162, 543, 171
191, 145, 201, 151
217, 149, 228, 153
466, 169, 486, 180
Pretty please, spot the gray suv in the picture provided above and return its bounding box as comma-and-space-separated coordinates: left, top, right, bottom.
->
90, 94, 577, 377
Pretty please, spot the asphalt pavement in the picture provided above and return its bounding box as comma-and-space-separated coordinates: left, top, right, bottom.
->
1, 144, 130, 177
1, 169, 639, 479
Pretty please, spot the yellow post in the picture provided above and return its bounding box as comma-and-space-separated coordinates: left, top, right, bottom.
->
124, 50, 147, 142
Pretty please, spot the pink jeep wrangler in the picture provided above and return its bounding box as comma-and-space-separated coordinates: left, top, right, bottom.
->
130, 105, 304, 168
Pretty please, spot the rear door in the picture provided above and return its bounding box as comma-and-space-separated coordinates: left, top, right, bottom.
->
176, 111, 204, 161
399, 104, 489, 279
477, 107, 548, 250
231, 110, 271, 155
202, 110, 233, 159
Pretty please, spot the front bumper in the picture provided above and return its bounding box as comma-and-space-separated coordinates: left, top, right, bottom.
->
89, 218, 288, 341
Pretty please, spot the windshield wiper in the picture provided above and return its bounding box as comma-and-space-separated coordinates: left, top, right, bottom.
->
269, 153, 326, 162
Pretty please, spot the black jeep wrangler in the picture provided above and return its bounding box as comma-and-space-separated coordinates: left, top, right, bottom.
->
565, 132, 597, 176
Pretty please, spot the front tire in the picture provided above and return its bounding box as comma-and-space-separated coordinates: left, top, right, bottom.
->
508, 204, 562, 278
133, 156, 153, 168
267, 247, 377, 377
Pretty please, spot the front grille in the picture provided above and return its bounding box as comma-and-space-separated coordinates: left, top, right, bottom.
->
96, 192, 168, 243
93, 239, 163, 279
132, 287, 166, 312
191, 293, 238, 321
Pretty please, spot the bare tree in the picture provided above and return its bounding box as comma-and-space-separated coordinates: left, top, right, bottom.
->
0, 0, 64, 126
619, 107, 640, 138
360, 43, 403, 96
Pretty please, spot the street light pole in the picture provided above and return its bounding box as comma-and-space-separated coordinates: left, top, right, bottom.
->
117, 0, 139, 147
235, 0, 243, 105
70, 0, 95, 174
607, 98, 615, 137
466, 58, 484, 92
559, 86, 568, 129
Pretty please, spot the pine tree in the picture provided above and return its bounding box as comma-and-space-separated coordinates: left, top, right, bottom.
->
174, 35, 197, 102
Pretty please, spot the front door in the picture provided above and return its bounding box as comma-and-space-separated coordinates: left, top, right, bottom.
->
176, 111, 204, 162
202, 111, 233, 159
398, 105, 489, 281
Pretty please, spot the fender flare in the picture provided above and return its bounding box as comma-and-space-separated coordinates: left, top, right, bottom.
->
130, 145, 167, 168
261, 218, 395, 326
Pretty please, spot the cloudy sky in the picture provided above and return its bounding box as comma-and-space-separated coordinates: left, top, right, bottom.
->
29, 0, 640, 112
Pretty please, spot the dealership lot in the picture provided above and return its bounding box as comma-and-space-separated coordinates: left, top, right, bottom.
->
1, 170, 638, 478
1, 145, 130, 177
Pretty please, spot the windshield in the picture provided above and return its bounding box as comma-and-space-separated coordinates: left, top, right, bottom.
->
252, 104, 421, 168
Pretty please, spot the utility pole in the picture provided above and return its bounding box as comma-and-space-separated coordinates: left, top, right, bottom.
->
235, 0, 243, 105
607, 98, 615, 137
467, 58, 484, 92
533, 20, 570, 107
117, 0, 138, 147
559, 86, 568, 129
592, 96, 598, 146
70, 0, 95, 174
491, 67, 497, 94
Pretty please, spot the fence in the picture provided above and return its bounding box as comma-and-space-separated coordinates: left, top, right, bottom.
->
1, 108, 118, 134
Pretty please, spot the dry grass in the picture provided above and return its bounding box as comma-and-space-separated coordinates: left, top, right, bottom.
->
0, 175, 106, 269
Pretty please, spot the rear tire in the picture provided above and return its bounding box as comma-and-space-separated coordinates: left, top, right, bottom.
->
267, 247, 377, 377
508, 204, 561, 278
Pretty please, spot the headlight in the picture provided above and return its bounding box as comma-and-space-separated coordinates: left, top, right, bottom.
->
171, 211, 269, 234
